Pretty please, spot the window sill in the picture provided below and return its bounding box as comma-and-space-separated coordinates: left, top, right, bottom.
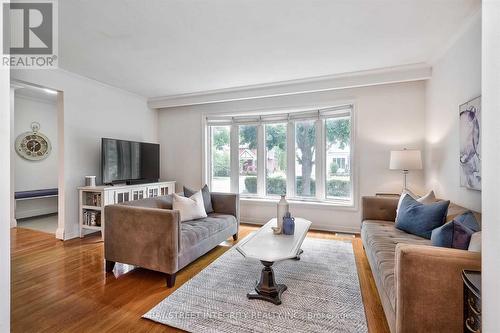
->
239, 196, 356, 210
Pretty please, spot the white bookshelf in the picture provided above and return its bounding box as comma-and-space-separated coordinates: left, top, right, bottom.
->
78, 181, 176, 238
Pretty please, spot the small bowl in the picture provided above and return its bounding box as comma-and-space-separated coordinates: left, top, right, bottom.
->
271, 226, 282, 234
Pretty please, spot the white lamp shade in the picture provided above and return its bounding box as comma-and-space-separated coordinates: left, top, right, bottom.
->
390, 150, 422, 170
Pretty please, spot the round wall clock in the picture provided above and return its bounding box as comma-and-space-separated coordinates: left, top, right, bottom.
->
15, 122, 52, 161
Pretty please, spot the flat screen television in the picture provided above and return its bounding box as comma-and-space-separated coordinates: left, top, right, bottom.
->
101, 138, 159, 185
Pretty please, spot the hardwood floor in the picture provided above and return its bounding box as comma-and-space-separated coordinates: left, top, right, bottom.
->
11, 225, 390, 333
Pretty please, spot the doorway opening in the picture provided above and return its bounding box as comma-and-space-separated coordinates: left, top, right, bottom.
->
11, 81, 64, 238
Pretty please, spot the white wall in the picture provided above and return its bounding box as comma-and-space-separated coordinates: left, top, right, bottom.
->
0, 1, 11, 328
11, 69, 158, 239
14, 94, 58, 218
481, 1, 500, 331
158, 81, 426, 232
424, 14, 481, 212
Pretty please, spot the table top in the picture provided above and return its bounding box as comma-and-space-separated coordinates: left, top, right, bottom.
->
236, 218, 312, 262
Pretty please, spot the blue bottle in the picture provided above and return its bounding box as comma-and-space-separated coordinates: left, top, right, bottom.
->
282, 212, 295, 235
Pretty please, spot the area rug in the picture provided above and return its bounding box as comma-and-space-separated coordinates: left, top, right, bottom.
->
143, 237, 368, 333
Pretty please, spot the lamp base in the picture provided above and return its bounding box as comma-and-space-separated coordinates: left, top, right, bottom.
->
402, 170, 409, 191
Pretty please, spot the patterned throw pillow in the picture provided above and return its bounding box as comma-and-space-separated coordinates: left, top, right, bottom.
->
395, 195, 450, 239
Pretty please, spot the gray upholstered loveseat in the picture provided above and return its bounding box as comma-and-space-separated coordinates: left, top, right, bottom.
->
104, 192, 239, 287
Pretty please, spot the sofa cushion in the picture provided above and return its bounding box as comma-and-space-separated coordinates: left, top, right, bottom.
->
361, 220, 431, 312
184, 184, 214, 214
395, 195, 450, 239
180, 213, 236, 250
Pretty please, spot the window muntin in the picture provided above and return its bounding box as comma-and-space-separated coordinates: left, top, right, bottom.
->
265, 123, 287, 196
210, 125, 231, 193
206, 106, 353, 205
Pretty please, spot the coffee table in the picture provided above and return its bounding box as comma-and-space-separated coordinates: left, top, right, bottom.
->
236, 217, 312, 305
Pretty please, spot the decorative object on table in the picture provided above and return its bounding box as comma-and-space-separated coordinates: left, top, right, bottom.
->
15, 121, 52, 161
271, 226, 282, 234
389, 148, 422, 191
282, 212, 295, 235
459, 96, 481, 191
144, 237, 368, 333
85, 176, 96, 187
276, 194, 289, 233
462, 270, 481, 333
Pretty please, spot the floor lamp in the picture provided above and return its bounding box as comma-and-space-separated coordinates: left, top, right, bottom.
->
389, 149, 422, 191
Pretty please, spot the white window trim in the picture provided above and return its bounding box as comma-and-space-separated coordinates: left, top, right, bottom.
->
203, 103, 356, 208
256, 124, 266, 196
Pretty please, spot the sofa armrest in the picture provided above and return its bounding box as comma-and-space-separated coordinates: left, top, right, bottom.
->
104, 204, 181, 274
362, 196, 399, 222
211, 192, 240, 221
395, 244, 481, 333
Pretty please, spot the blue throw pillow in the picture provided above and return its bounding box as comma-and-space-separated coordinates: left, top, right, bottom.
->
395, 195, 450, 239
431, 211, 480, 249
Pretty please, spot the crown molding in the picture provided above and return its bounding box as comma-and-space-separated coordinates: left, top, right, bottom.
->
148, 63, 432, 109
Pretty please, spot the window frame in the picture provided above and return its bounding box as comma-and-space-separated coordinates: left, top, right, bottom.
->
204, 104, 355, 207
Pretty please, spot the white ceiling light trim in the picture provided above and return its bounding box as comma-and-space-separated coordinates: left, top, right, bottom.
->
148, 63, 432, 109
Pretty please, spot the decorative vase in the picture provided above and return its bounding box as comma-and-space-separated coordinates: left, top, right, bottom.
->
282, 212, 295, 235
277, 195, 289, 233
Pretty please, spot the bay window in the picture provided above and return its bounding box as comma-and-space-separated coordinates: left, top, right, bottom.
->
206, 105, 354, 205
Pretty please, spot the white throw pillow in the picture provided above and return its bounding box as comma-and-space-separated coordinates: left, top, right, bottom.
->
418, 190, 437, 204
468, 231, 481, 252
172, 190, 207, 222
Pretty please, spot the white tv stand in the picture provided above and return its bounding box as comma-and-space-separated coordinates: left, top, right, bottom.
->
77, 180, 175, 238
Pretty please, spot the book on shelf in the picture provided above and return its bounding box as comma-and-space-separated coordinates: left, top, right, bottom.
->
83, 210, 101, 227
86, 193, 102, 206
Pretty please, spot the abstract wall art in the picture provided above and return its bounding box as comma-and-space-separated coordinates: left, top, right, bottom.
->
459, 96, 481, 191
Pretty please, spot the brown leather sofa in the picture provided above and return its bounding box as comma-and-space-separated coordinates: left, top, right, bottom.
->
361, 196, 481, 333
104, 192, 239, 287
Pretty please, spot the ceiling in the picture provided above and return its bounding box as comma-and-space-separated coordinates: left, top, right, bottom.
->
58, 0, 480, 98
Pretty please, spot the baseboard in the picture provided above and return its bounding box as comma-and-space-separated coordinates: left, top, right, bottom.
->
55, 227, 64, 240
240, 217, 360, 234
15, 207, 58, 219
